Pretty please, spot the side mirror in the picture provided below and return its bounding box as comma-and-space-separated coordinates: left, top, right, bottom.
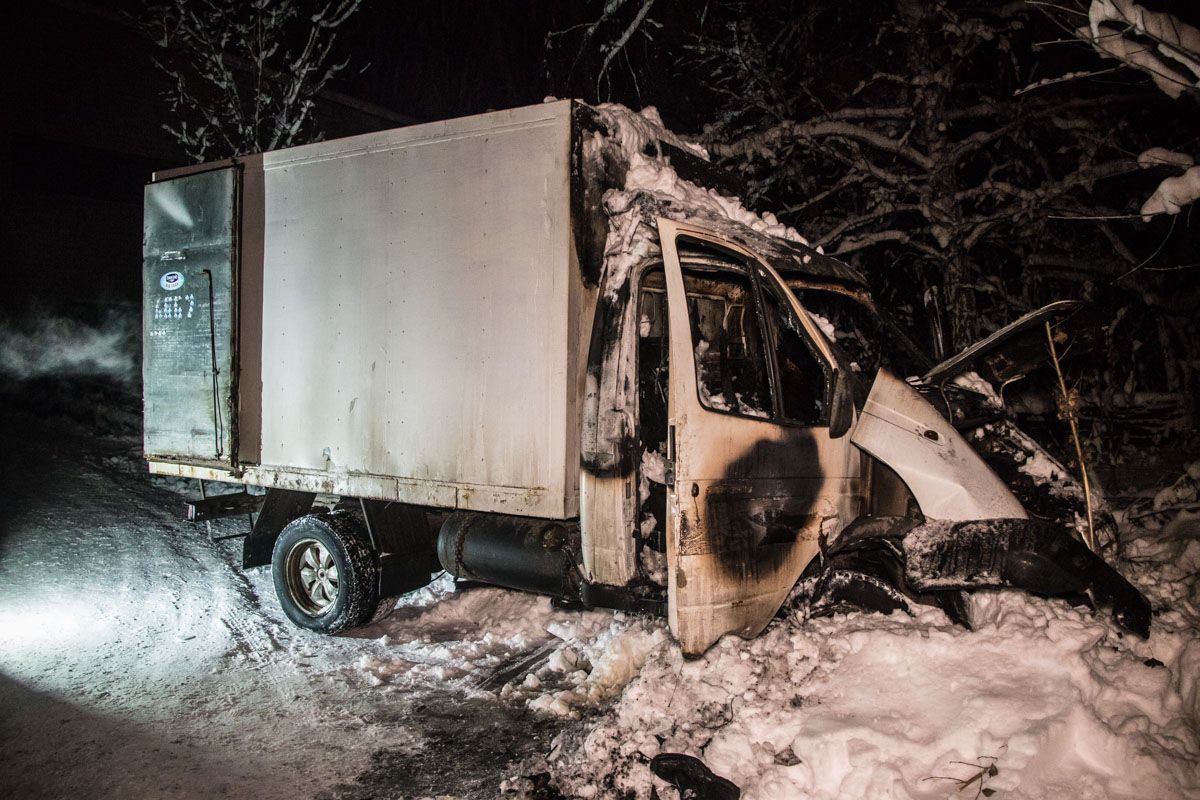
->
828, 369, 855, 439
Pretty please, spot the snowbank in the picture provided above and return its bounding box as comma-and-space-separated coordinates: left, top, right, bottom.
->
496, 476, 1200, 800
512, 593, 1195, 799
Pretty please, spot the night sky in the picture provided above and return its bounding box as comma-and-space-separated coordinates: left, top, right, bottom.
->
0, 1, 608, 312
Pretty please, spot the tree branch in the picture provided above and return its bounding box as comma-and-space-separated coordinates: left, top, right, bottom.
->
711, 119, 933, 169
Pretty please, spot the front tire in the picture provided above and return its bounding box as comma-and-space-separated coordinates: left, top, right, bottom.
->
272, 511, 380, 634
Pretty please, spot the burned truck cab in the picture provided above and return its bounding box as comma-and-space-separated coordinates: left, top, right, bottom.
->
577, 202, 1147, 655
580, 215, 874, 654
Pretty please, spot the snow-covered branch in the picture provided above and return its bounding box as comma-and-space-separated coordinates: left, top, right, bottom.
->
1078, 0, 1200, 99
814, 204, 925, 248
1139, 161, 1200, 219
141, 0, 362, 162
710, 119, 933, 170
831, 229, 942, 259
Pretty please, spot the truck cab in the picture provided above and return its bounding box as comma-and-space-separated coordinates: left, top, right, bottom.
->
579, 219, 870, 653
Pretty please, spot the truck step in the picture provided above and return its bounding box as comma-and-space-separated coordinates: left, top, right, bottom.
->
186, 491, 265, 522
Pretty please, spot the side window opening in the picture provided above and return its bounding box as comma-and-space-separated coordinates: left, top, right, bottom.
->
789, 286, 930, 382
681, 266, 773, 419
760, 282, 830, 425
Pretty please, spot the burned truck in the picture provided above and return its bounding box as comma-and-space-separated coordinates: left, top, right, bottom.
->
142, 100, 1148, 655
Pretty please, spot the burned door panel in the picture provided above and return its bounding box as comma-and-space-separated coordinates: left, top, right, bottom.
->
922, 300, 1087, 387
142, 167, 238, 465
657, 220, 864, 655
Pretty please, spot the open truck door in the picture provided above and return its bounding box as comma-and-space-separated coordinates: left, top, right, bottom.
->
922, 300, 1089, 389
655, 219, 864, 655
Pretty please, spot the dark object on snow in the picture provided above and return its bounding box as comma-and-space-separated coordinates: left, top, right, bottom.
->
650, 753, 740, 800
801, 516, 1151, 638
801, 517, 972, 628
903, 518, 1151, 637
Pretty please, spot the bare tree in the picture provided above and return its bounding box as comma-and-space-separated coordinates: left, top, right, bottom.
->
140, 0, 361, 163
614, 1, 1161, 357
552, 0, 1200, 455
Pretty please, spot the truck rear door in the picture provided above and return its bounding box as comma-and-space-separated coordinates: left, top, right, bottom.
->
142, 166, 239, 467
656, 220, 863, 655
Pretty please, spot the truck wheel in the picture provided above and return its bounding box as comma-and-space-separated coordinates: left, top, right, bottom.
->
272, 511, 379, 634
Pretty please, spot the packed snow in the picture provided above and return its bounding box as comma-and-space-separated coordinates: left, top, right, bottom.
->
1136, 147, 1200, 222
495, 499, 1200, 799
586, 103, 817, 306
593, 103, 810, 245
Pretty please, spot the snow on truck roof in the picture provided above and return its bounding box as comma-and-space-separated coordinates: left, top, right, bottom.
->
585, 102, 870, 293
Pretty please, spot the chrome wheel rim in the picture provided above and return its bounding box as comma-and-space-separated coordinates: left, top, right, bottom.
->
285, 538, 340, 615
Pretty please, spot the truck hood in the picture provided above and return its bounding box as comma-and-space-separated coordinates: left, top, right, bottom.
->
922, 300, 1090, 388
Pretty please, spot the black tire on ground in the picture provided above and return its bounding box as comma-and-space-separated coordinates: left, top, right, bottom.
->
271, 510, 380, 634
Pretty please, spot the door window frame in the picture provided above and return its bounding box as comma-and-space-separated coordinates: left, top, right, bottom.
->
659, 232, 837, 429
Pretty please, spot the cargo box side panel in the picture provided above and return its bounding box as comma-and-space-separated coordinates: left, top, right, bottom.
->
143, 167, 238, 465
259, 108, 575, 517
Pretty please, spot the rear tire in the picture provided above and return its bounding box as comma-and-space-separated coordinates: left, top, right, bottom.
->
272, 511, 380, 634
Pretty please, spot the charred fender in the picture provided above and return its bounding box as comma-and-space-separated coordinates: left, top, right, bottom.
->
851, 369, 1027, 521
903, 518, 1150, 637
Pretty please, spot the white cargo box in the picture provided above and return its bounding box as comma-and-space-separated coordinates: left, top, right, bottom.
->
144, 101, 594, 519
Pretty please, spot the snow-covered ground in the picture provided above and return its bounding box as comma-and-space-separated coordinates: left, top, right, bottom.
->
512, 568, 1199, 799
0, 409, 565, 799
1, 403, 1197, 799
500, 485, 1200, 799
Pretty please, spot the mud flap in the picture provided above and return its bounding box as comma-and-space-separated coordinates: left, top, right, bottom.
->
902, 518, 1151, 637
242, 489, 315, 568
